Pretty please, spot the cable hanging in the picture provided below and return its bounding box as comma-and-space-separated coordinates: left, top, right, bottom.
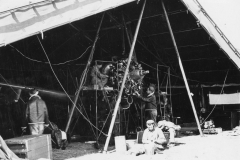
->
200, 69, 229, 125
9, 44, 91, 65
36, 35, 107, 137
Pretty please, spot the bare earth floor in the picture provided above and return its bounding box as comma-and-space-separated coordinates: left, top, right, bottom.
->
53, 132, 240, 160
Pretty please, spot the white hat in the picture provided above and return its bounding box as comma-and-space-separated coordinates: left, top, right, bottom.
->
146, 120, 154, 125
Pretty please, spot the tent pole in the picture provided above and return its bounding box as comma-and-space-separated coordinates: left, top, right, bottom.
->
161, 0, 203, 136
168, 67, 173, 119
65, 13, 105, 133
157, 65, 162, 117
122, 15, 137, 62
103, 0, 146, 153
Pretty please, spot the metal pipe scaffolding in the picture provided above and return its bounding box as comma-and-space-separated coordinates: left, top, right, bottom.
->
161, 0, 203, 136
65, 13, 105, 133
103, 0, 147, 153
0, 82, 72, 99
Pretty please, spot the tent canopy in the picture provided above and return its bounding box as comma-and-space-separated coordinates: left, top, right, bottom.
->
0, 0, 240, 134
0, 0, 239, 90
0, 0, 135, 46
181, 0, 240, 70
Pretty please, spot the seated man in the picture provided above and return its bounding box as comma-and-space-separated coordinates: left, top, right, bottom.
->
127, 120, 167, 156
142, 120, 167, 154
157, 120, 181, 147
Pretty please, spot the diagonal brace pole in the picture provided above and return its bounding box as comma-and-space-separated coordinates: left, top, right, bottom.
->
65, 13, 105, 133
103, 0, 147, 153
161, 0, 203, 136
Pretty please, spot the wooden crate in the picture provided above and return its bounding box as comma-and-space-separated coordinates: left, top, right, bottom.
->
5, 134, 52, 160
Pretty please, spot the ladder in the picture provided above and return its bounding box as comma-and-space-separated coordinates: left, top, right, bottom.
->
159, 94, 172, 121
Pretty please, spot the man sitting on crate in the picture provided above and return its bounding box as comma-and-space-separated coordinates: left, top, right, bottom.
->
157, 120, 181, 147
142, 120, 167, 154
127, 120, 167, 155
23, 89, 50, 135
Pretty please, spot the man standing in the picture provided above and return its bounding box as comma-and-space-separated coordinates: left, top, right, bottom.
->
142, 120, 167, 154
25, 89, 49, 135
136, 85, 157, 123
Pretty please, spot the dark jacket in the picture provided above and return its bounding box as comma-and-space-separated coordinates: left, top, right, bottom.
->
139, 94, 157, 110
26, 96, 49, 124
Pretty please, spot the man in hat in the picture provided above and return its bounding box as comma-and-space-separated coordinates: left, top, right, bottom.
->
24, 89, 50, 135
142, 120, 167, 154
135, 85, 157, 123
127, 119, 167, 156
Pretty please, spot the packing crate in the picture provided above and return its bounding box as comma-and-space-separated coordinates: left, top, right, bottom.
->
5, 134, 52, 160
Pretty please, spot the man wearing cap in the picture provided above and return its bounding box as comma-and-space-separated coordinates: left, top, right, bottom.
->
135, 85, 157, 123
24, 89, 50, 135
142, 120, 167, 154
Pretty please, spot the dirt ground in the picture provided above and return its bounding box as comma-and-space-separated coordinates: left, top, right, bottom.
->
52, 131, 240, 160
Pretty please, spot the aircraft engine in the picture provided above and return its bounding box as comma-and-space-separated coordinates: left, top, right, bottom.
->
101, 59, 149, 99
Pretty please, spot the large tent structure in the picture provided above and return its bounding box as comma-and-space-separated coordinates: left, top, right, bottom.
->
0, 0, 239, 85
0, 0, 240, 139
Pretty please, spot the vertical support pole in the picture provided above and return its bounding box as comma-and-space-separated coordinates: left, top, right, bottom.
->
65, 13, 105, 133
168, 67, 173, 120
95, 61, 98, 139
161, 0, 203, 136
157, 65, 162, 118
103, 0, 147, 153
140, 102, 144, 130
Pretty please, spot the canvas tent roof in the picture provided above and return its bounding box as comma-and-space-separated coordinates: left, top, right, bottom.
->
0, 0, 239, 91
0, 0, 135, 46
181, 0, 240, 70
